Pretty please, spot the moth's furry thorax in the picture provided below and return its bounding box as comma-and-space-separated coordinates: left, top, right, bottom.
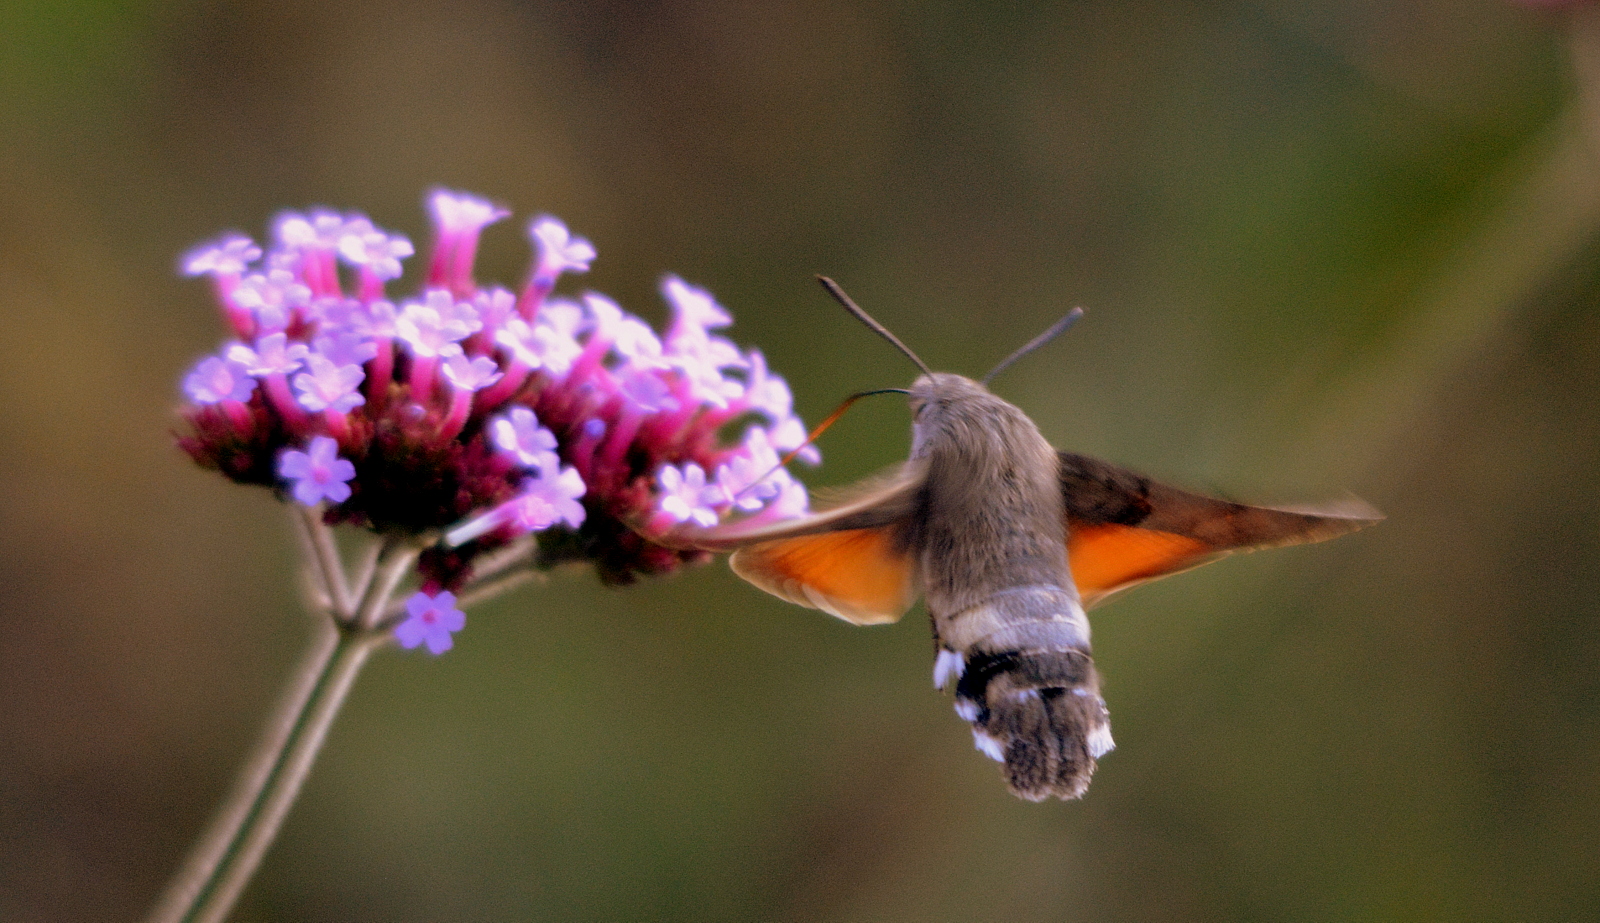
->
904, 372, 1108, 800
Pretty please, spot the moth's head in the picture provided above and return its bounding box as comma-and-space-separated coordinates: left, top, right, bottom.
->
909, 372, 990, 454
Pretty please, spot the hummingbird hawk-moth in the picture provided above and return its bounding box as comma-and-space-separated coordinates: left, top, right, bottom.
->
696, 280, 1379, 801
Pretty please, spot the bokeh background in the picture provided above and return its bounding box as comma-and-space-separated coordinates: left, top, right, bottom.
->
4, 1, 1599, 921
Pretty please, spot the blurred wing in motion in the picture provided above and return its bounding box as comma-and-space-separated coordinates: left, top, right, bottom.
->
698, 463, 925, 625
1058, 451, 1382, 607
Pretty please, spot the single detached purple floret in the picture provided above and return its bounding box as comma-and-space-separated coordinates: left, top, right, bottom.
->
394, 590, 467, 655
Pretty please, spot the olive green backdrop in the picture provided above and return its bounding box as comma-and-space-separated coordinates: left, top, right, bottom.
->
2, 1, 1596, 921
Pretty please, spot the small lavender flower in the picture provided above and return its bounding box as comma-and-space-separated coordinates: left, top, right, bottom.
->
428, 192, 508, 295
442, 353, 502, 393
396, 292, 476, 358
178, 189, 818, 625
491, 407, 560, 473
338, 218, 414, 282
395, 590, 467, 655
656, 463, 720, 528
184, 234, 262, 278
444, 463, 587, 546
516, 464, 588, 529
184, 356, 257, 404
710, 427, 783, 512
293, 354, 367, 414
313, 330, 380, 369
663, 275, 732, 334
277, 437, 356, 506
227, 332, 308, 377
233, 271, 311, 334
529, 216, 596, 287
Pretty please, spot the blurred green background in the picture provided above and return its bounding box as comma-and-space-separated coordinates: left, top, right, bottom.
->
3, 1, 1599, 921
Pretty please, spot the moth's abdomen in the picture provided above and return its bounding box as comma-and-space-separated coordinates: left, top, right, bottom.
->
934, 585, 1114, 801
951, 648, 1112, 801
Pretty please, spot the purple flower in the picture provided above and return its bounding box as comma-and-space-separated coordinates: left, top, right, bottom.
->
179, 192, 816, 590
663, 277, 746, 384
473, 288, 517, 331
618, 369, 678, 413
277, 436, 356, 506
584, 294, 664, 365
184, 356, 257, 404
542, 298, 585, 336
762, 473, 811, 520
337, 218, 414, 281
656, 463, 719, 528
662, 275, 732, 333
228, 332, 308, 377
441, 353, 503, 392
275, 210, 348, 251
323, 298, 399, 339
671, 355, 741, 409
495, 317, 549, 368
431, 191, 508, 236
612, 318, 664, 365
293, 354, 367, 414
427, 191, 508, 294
491, 407, 559, 473
530, 216, 596, 278
312, 331, 380, 369
443, 463, 587, 546
523, 464, 587, 529
231, 270, 310, 332
394, 590, 467, 655
711, 428, 783, 511
396, 292, 476, 358
496, 315, 581, 375
740, 351, 794, 421
769, 416, 821, 465
183, 235, 261, 277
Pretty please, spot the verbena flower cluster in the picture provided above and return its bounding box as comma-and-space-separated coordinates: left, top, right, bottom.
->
178, 190, 815, 650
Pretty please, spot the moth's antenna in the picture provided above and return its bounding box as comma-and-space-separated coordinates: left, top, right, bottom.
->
982, 307, 1085, 386
735, 388, 910, 502
817, 276, 933, 378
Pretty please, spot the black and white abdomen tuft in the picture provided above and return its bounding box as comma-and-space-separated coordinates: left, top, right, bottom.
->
932, 585, 1114, 801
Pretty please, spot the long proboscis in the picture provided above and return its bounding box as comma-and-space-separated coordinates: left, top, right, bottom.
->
816, 276, 933, 378
733, 388, 910, 504
776, 388, 910, 469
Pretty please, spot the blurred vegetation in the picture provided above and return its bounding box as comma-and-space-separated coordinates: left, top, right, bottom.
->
2, 1, 1598, 921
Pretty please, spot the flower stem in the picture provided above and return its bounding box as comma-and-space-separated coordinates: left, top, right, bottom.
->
145, 620, 385, 923
293, 506, 354, 618
145, 523, 420, 923
146, 515, 535, 923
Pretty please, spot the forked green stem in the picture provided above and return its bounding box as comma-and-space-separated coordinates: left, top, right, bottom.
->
147, 623, 381, 923
144, 520, 421, 923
